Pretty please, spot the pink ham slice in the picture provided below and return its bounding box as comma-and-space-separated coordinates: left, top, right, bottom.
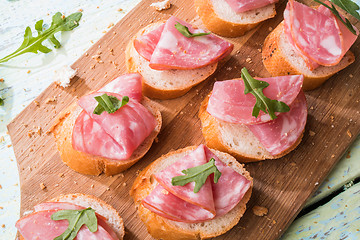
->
16, 210, 115, 240
247, 91, 307, 155
154, 144, 216, 214
76, 92, 157, 160
225, 0, 278, 13
134, 24, 165, 61
98, 73, 143, 102
207, 75, 303, 124
143, 145, 251, 222
142, 185, 215, 222
148, 16, 233, 70
204, 147, 251, 216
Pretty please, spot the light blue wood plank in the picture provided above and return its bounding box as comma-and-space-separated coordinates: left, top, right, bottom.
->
282, 182, 360, 240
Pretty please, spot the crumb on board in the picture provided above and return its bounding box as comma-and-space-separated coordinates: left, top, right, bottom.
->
150, 0, 171, 11
252, 206, 268, 216
58, 173, 65, 177
40, 183, 46, 190
45, 97, 57, 104
91, 184, 94, 188
309, 130, 316, 136
53, 65, 77, 88
123, 182, 127, 187
347, 130, 352, 138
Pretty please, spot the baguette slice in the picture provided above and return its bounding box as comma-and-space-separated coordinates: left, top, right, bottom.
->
126, 21, 218, 99
194, 0, 276, 37
52, 97, 162, 176
19, 193, 124, 240
262, 22, 355, 91
130, 146, 253, 240
199, 94, 304, 162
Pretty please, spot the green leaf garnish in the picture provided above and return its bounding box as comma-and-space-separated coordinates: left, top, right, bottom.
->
93, 93, 129, 115
314, 0, 359, 35
0, 98, 4, 106
241, 67, 290, 120
0, 12, 82, 64
171, 158, 221, 193
51, 208, 97, 240
174, 22, 211, 38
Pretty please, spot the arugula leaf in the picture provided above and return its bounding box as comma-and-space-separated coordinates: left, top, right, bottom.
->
51, 208, 97, 240
171, 158, 221, 193
241, 68, 290, 120
93, 94, 129, 115
175, 22, 211, 38
0, 98, 4, 106
314, 0, 359, 35
0, 12, 82, 64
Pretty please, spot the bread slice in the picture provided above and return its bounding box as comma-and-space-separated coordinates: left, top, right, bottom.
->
262, 22, 355, 91
19, 193, 124, 239
126, 21, 218, 99
52, 97, 162, 176
130, 146, 253, 240
194, 0, 276, 37
198, 94, 304, 162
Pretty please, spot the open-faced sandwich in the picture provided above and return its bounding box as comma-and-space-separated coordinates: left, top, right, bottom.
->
15, 193, 124, 239
195, 0, 279, 37
263, 0, 358, 90
130, 144, 252, 240
126, 16, 234, 99
199, 68, 307, 162
52, 73, 162, 176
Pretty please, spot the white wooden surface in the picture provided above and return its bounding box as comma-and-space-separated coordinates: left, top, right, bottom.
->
0, 0, 359, 239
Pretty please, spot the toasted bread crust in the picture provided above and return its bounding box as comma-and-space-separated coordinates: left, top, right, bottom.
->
52, 98, 162, 176
199, 94, 304, 162
19, 193, 125, 240
194, 0, 276, 37
130, 146, 253, 240
125, 21, 218, 99
262, 22, 355, 91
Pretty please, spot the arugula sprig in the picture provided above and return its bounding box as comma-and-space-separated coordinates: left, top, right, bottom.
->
175, 22, 211, 38
51, 208, 97, 240
171, 158, 221, 193
93, 93, 129, 115
314, 0, 359, 35
0, 11, 82, 64
241, 68, 290, 120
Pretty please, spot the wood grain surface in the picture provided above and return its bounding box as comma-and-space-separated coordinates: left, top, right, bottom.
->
7, 0, 360, 239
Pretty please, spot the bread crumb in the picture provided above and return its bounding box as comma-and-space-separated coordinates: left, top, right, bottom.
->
252, 206, 268, 216
330, 115, 334, 121
1, 224, 5, 228
268, 27, 273, 31
0, 136, 4, 143
7, 144, 11, 148
58, 173, 64, 177
257, 48, 262, 53
45, 97, 56, 104
119, 173, 124, 178
117, 8, 123, 11
91, 184, 94, 188
290, 162, 296, 167
54, 65, 77, 88
108, 23, 114, 28
33, 100, 40, 107
0, 184, 2, 189
40, 183, 46, 190
151, 0, 171, 11
0, 206, 3, 209
29, 148, 33, 152
245, 57, 252, 64
347, 130, 352, 138
349, 74, 354, 78
331, 154, 335, 158
27, 70, 31, 74
123, 182, 127, 187
0, 78, 4, 82
106, 187, 110, 191
161, 189, 169, 195
309, 130, 316, 136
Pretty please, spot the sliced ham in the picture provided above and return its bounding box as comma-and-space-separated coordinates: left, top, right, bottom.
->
142, 185, 215, 222
134, 24, 165, 61
204, 147, 251, 216
76, 92, 157, 160
285, 0, 358, 68
143, 145, 251, 223
98, 73, 143, 102
207, 75, 303, 124
154, 144, 216, 214
224, 0, 278, 13
135, 16, 233, 70
247, 91, 307, 155
16, 210, 115, 240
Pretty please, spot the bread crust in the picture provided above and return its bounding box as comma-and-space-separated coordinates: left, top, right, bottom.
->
199, 94, 304, 162
262, 22, 355, 91
52, 97, 162, 176
194, 0, 276, 37
19, 193, 125, 240
130, 146, 253, 240
125, 21, 218, 99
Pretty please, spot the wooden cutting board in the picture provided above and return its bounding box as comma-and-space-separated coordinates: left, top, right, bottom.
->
7, 0, 360, 239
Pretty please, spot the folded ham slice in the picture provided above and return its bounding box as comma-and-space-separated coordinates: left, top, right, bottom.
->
142, 145, 251, 223
207, 75, 303, 124
72, 74, 157, 160
134, 16, 233, 70
284, 0, 358, 69
224, 0, 278, 13
16, 202, 117, 240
